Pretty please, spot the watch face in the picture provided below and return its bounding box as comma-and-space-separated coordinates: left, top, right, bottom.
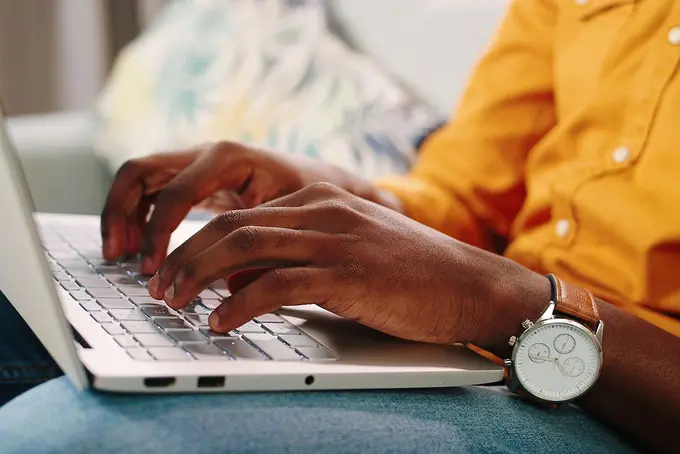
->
514, 320, 601, 402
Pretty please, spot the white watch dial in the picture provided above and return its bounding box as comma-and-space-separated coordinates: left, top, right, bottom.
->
514, 321, 601, 402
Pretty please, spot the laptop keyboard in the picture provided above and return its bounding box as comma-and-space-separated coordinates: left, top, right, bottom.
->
39, 222, 337, 362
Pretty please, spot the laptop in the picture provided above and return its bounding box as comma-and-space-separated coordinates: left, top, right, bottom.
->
0, 102, 502, 393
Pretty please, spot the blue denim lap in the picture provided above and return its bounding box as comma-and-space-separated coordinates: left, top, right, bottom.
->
0, 292, 62, 405
0, 377, 637, 454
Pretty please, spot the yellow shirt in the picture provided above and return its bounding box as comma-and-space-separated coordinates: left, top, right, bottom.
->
377, 0, 680, 336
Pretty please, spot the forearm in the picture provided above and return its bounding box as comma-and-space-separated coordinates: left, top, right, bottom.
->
479, 266, 680, 453
577, 301, 680, 453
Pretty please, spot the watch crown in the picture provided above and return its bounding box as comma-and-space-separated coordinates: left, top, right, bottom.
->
504, 359, 513, 368
508, 336, 517, 347
521, 319, 534, 330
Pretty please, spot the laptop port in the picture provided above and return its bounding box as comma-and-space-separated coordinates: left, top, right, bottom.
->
144, 377, 176, 388
198, 376, 225, 388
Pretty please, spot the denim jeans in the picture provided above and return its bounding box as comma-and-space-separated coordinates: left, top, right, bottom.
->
0, 293, 638, 453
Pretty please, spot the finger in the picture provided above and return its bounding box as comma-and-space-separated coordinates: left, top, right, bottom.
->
101, 152, 196, 260
149, 206, 318, 298
139, 155, 227, 274
208, 267, 328, 333
101, 162, 144, 260
124, 195, 153, 256
161, 227, 327, 309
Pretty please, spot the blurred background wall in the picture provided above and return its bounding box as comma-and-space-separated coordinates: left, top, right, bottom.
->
0, 0, 166, 115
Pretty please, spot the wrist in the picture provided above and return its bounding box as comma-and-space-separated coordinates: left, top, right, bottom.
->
474, 261, 551, 358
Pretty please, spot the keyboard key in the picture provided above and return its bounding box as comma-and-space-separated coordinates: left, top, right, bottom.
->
102, 323, 126, 335
254, 314, 283, 324
209, 281, 231, 298
122, 263, 142, 274
79, 300, 101, 312
184, 343, 230, 360
91, 312, 113, 323
98, 298, 134, 309
60, 259, 91, 270
235, 322, 266, 334
118, 286, 151, 297
199, 289, 219, 300
263, 323, 301, 336
87, 288, 122, 299
168, 330, 209, 344
243, 335, 302, 361
88, 259, 118, 268
127, 348, 153, 361
141, 305, 178, 318
296, 346, 337, 361
197, 299, 220, 310
109, 309, 147, 321
115, 334, 139, 348
135, 333, 175, 348
132, 274, 151, 285
78, 249, 104, 259
101, 272, 128, 282
77, 277, 112, 288
214, 338, 266, 360
60, 281, 81, 292
200, 329, 239, 338
184, 314, 211, 327
181, 304, 211, 315
107, 276, 142, 287
155, 318, 192, 331
148, 347, 191, 361
279, 335, 320, 348
69, 290, 93, 301
130, 296, 162, 306
96, 265, 122, 274
121, 321, 159, 334
52, 271, 71, 281
51, 250, 80, 260
67, 268, 99, 278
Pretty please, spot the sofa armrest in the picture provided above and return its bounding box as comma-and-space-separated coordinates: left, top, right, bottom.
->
6, 111, 112, 215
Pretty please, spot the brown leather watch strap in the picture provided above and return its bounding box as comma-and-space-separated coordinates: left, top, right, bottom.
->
548, 274, 600, 331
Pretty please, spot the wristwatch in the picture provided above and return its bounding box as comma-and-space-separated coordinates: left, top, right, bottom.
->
504, 274, 604, 405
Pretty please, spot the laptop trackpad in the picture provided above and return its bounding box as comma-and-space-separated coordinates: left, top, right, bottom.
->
279, 305, 494, 370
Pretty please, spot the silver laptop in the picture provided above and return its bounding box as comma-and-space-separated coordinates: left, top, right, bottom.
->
0, 102, 502, 393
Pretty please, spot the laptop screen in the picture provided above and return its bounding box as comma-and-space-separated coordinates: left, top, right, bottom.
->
0, 97, 88, 389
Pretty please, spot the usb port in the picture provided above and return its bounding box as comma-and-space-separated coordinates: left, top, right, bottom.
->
198, 376, 225, 388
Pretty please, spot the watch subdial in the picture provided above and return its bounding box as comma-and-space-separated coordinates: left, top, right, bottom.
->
528, 343, 551, 363
563, 357, 585, 378
553, 333, 576, 354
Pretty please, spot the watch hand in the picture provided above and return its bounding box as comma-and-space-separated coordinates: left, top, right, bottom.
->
553, 358, 567, 376
528, 355, 555, 363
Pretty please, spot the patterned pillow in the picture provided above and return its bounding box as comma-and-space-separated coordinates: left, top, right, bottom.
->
93, 0, 440, 180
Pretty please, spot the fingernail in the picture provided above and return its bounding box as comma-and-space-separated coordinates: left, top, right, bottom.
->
148, 275, 159, 295
164, 283, 175, 304
209, 311, 220, 330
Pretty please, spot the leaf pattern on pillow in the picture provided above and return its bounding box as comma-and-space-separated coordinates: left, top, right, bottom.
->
93, 0, 440, 179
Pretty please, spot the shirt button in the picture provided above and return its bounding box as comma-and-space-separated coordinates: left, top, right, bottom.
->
576, 0, 589, 4
668, 27, 680, 45
555, 220, 571, 239
612, 146, 630, 164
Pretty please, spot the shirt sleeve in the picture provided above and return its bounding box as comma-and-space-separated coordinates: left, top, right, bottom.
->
375, 0, 557, 249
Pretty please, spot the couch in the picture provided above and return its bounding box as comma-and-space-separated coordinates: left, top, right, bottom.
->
7, 0, 507, 215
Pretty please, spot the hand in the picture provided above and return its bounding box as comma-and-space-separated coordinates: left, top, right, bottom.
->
100, 142, 390, 275
148, 183, 549, 346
